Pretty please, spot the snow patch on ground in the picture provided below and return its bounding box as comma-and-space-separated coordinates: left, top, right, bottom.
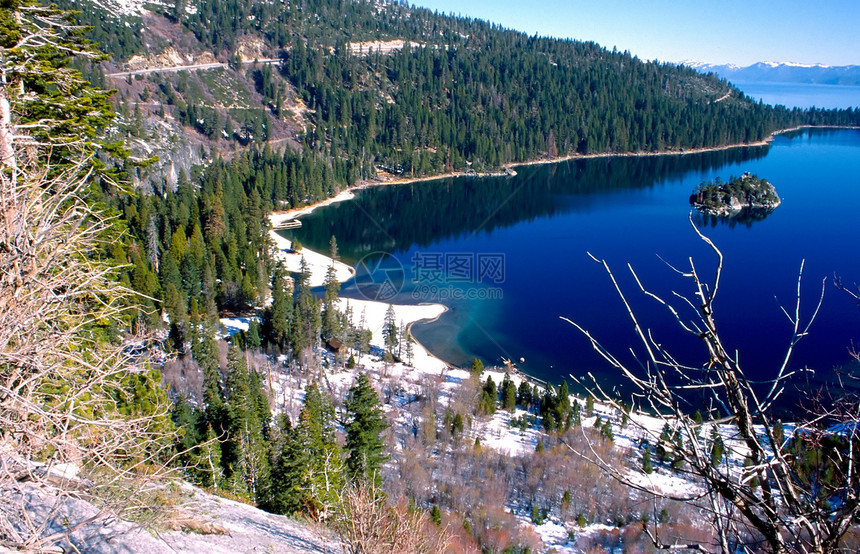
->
88, 0, 151, 17
527, 518, 576, 552
269, 230, 355, 288
220, 317, 251, 336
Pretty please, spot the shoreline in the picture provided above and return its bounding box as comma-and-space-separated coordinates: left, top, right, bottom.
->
335, 296, 451, 374
269, 125, 859, 224
267, 212, 453, 373
267, 124, 859, 373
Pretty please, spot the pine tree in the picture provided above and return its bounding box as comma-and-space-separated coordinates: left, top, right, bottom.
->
223, 347, 271, 501
190, 424, 224, 489
479, 376, 498, 416
671, 430, 685, 470
293, 256, 320, 363
470, 358, 484, 377
451, 412, 465, 437
601, 420, 614, 442
345, 373, 388, 486
404, 330, 414, 366
270, 383, 343, 519
543, 411, 556, 432
710, 425, 725, 466
657, 423, 672, 464
773, 420, 785, 450
556, 380, 572, 423
321, 255, 341, 340
642, 442, 654, 474
572, 401, 582, 426
397, 318, 406, 358
0, 0, 119, 171
382, 304, 398, 357
517, 379, 532, 409
246, 319, 262, 349
501, 374, 517, 411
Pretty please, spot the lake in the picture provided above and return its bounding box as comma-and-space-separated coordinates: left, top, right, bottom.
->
288, 129, 860, 412
733, 81, 860, 110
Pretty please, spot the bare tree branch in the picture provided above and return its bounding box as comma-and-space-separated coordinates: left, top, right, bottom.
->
563, 220, 857, 553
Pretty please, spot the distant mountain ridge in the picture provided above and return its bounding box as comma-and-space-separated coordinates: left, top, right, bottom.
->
684, 61, 860, 86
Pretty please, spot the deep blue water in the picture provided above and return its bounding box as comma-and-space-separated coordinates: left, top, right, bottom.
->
733, 81, 860, 109
289, 129, 860, 412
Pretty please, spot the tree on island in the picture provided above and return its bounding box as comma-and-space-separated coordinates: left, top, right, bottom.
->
690, 173, 780, 217
563, 218, 859, 553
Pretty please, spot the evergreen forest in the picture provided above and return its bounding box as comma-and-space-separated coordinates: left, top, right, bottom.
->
3, 0, 860, 551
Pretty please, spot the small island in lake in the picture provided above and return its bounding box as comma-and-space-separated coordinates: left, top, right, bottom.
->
690, 172, 781, 217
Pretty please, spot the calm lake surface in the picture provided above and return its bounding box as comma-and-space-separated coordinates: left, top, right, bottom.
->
289, 129, 860, 411
733, 81, 860, 109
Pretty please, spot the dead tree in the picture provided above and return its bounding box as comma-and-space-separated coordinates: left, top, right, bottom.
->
0, 3, 176, 549
563, 218, 858, 553
334, 480, 452, 554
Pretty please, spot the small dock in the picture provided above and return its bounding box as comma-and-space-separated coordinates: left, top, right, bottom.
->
273, 219, 302, 230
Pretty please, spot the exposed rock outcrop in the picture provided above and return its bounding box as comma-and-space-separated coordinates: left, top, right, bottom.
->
2, 468, 341, 553
690, 172, 781, 217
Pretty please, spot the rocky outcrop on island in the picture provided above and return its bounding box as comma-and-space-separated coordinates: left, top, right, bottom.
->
690, 172, 781, 217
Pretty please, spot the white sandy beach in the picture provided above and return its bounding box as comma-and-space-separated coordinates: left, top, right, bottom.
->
268, 222, 354, 288
266, 209, 451, 375
335, 296, 449, 373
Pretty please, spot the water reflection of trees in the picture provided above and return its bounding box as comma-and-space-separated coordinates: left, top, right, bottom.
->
292, 146, 770, 258
692, 206, 776, 229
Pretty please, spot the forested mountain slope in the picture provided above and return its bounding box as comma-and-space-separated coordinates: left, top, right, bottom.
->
5, 1, 860, 551
68, 0, 860, 349
67, 0, 859, 193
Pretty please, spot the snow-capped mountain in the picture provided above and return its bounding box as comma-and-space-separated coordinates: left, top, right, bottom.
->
682, 61, 860, 86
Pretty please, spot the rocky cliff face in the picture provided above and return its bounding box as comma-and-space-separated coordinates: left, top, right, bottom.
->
5, 477, 341, 553
99, 8, 307, 191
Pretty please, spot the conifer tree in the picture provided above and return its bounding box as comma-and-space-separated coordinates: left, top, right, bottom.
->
190, 424, 224, 489
710, 425, 725, 466
642, 442, 654, 474
270, 383, 343, 519
293, 256, 320, 363
0, 0, 119, 170
404, 329, 415, 366
223, 347, 271, 501
382, 304, 398, 357
344, 373, 388, 486
516, 379, 532, 409
601, 419, 614, 442
773, 419, 785, 449
657, 423, 672, 464
479, 376, 498, 416
246, 319, 262, 349
501, 374, 517, 411
266, 263, 293, 351
557, 380, 572, 422
321, 242, 341, 340
470, 358, 484, 377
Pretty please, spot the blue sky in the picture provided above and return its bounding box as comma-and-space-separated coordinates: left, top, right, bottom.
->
411, 0, 860, 67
